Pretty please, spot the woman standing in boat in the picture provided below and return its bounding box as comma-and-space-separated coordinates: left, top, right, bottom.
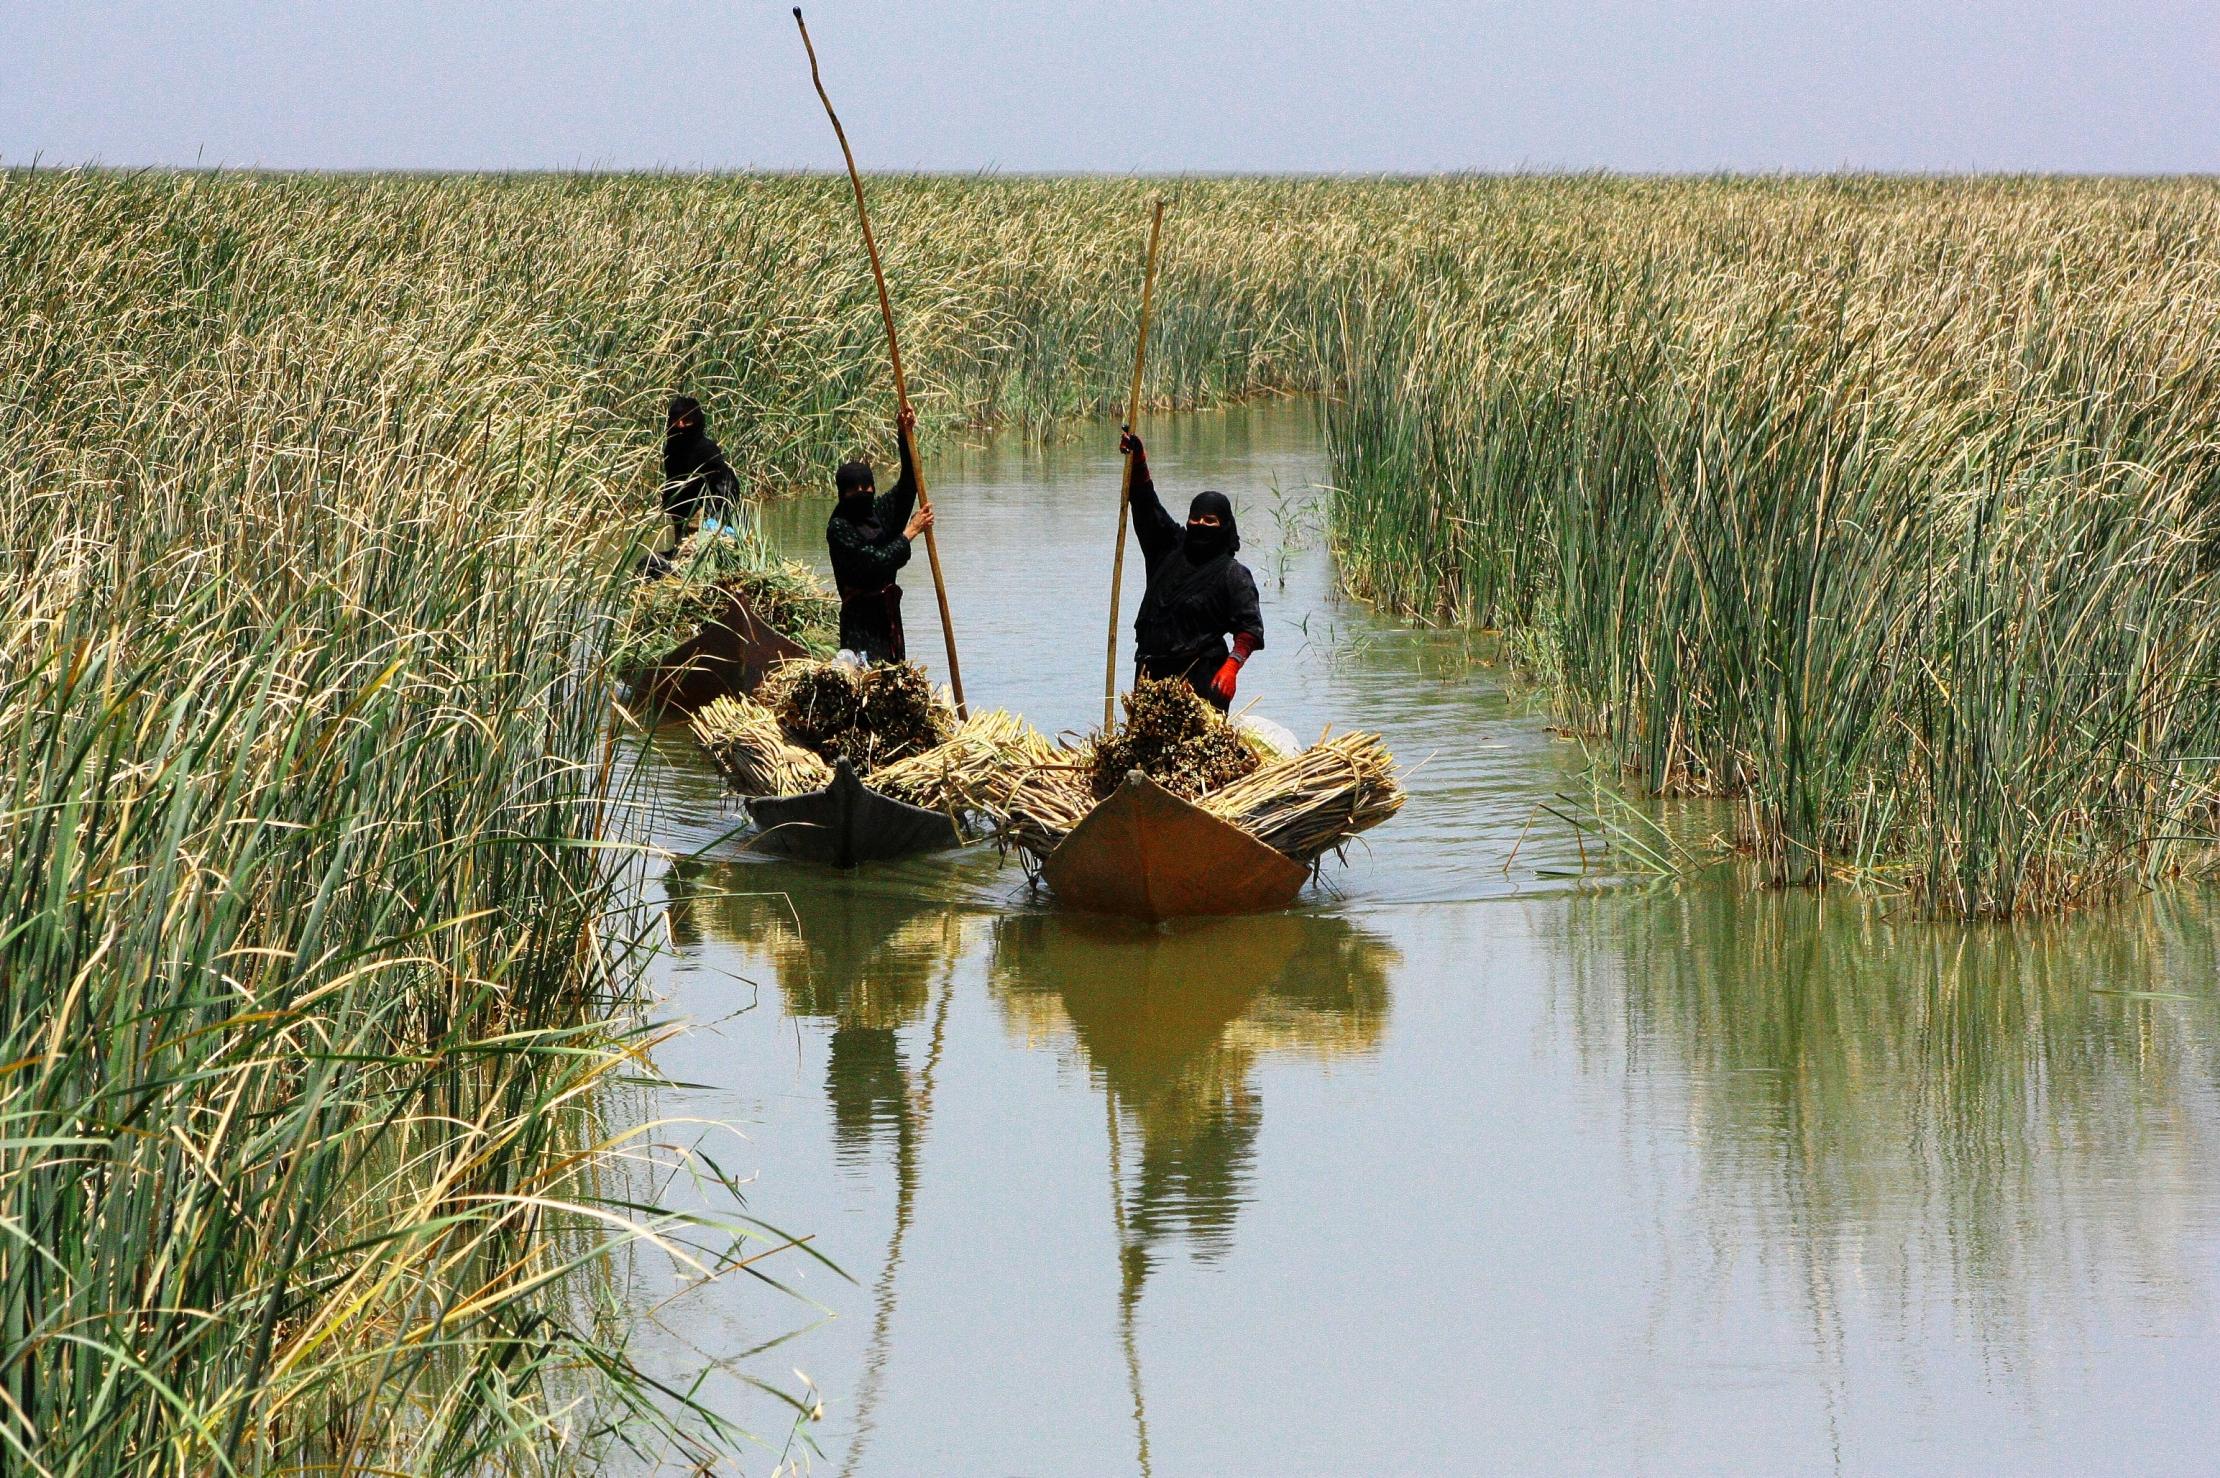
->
1118, 427, 1264, 711
828, 405, 934, 664
663, 395, 742, 542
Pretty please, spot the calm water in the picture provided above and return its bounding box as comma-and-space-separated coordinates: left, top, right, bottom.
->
627, 401, 2220, 1474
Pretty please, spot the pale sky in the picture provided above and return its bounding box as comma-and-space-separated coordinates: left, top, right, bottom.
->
4, 0, 2215, 173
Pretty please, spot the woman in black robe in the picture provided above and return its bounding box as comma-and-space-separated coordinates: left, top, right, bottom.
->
662, 395, 740, 540
827, 405, 934, 663
1119, 428, 1264, 711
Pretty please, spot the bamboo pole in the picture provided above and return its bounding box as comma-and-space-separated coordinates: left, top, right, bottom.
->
1105, 199, 1168, 728
792, 7, 966, 717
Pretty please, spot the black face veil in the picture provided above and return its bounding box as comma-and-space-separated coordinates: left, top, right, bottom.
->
665, 395, 718, 480
1183, 490, 1239, 563
834, 460, 876, 520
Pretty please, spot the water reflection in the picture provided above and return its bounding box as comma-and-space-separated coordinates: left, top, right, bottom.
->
1560, 885, 2220, 1365
991, 914, 1398, 1274
667, 860, 972, 1168
986, 912, 1398, 1473
631, 396, 2220, 1471
666, 858, 977, 1473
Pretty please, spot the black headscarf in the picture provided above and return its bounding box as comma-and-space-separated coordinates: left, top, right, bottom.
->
833, 459, 876, 523
1183, 490, 1239, 563
664, 395, 723, 482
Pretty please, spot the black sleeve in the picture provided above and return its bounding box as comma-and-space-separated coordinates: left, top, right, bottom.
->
661, 470, 699, 521
706, 459, 740, 516
1128, 452, 1182, 563
877, 424, 918, 532
1224, 561, 1265, 650
828, 515, 913, 578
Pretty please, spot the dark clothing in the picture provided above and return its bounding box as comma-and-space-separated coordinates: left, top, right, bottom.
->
663, 414, 739, 535
826, 432, 919, 662
1128, 453, 1264, 704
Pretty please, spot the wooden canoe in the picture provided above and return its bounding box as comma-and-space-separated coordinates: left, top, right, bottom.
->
625, 587, 808, 718
746, 758, 965, 869
1039, 771, 1311, 922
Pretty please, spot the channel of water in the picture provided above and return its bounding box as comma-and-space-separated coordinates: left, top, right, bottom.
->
626, 399, 2220, 1474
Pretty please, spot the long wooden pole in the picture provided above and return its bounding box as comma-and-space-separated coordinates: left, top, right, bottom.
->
792, 7, 966, 717
1104, 199, 1167, 728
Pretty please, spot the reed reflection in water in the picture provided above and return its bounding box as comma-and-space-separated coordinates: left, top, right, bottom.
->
1556, 884, 2220, 1386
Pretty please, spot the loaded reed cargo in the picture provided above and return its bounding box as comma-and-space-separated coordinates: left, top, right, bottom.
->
1084, 676, 1262, 801
758, 658, 950, 771
614, 531, 840, 712
1010, 679, 1406, 868
691, 657, 1048, 810
691, 670, 1404, 881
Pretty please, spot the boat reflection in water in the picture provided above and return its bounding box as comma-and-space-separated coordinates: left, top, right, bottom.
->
991, 910, 1399, 1472
994, 912, 1396, 1267
663, 856, 1401, 1472
665, 860, 974, 1170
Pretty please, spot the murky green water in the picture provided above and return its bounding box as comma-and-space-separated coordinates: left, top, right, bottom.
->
629, 401, 2220, 1474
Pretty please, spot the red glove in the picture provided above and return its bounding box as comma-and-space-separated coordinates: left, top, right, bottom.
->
1212, 632, 1258, 701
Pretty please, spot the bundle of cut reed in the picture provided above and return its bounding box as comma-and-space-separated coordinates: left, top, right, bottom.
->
615, 530, 839, 675
866, 709, 1062, 821
758, 657, 953, 770
1197, 732, 1406, 864
690, 695, 834, 797
999, 727, 1404, 869
1086, 676, 1259, 801
1000, 766, 1098, 858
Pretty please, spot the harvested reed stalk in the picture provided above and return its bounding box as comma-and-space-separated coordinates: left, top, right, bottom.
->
1198, 732, 1406, 864
1000, 766, 1098, 858
866, 708, 1059, 820
690, 695, 834, 797
759, 658, 860, 754
615, 531, 839, 673
849, 660, 951, 769
760, 657, 953, 770
1087, 676, 1260, 801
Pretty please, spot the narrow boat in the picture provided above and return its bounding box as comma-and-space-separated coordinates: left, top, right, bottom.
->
1039, 771, 1310, 922
746, 758, 965, 869
627, 588, 808, 717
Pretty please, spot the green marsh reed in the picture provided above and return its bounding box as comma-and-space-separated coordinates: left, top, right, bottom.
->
1323, 177, 2220, 915
5, 164, 2215, 1469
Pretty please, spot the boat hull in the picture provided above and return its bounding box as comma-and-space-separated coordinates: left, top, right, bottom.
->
1040, 772, 1310, 921
747, 758, 965, 869
627, 588, 808, 717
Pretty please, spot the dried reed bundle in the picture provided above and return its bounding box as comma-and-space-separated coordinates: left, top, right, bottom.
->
866, 709, 1061, 821
1000, 766, 1098, 858
1086, 677, 1259, 801
1197, 732, 1406, 864
690, 695, 833, 797
760, 658, 953, 770
759, 659, 860, 754
849, 661, 952, 769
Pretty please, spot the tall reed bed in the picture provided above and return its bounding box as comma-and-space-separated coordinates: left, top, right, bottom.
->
0, 166, 1357, 1471
6, 165, 2214, 1466
1323, 177, 2220, 914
